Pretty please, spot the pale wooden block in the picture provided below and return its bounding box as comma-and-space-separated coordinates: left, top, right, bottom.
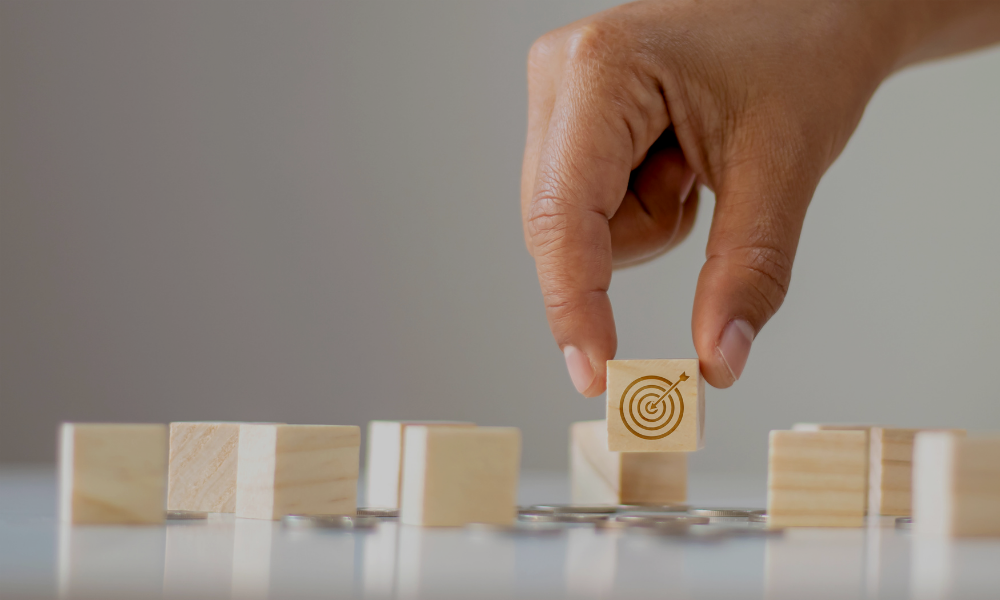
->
168, 422, 241, 512
399, 426, 520, 527
869, 427, 966, 516
914, 432, 1000, 537
58, 422, 168, 524
767, 430, 867, 527
606, 359, 704, 452
235, 424, 360, 520
570, 420, 686, 505
365, 420, 474, 509
793, 423, 875, 514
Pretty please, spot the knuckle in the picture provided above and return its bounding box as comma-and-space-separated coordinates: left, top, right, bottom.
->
525, 194, 570, 252
731, 244, 793, 316
528, 31, 559, 70
564, 19, 623, 67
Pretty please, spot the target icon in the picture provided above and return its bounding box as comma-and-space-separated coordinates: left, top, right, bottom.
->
619, 372, 688, 440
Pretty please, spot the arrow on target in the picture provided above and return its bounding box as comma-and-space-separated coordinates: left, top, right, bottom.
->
650, 372, 688, 407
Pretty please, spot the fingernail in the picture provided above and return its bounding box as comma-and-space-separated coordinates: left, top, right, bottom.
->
716, 319, 755, 382
563, 345, 595, 395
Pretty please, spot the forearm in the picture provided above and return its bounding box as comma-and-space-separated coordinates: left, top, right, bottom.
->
892, 0, 1000, 70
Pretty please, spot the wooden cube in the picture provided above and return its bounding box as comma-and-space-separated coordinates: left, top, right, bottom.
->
167, 422, 241, 512
58, 422, 168, 524
767, 430, 867, 527
571, 420, 686, 504
793, 423, 875, 513
913, 432, 1000, 536
399, 426, 520, 527
235, 424, 360, 520
606, 359, 704, 452
364, 420, 474, 509
869, 427, 966, 516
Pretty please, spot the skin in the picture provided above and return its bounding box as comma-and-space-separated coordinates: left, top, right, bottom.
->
521, 0, 1000, 396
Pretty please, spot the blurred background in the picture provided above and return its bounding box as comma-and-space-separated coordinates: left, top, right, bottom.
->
2, 1, 999, 476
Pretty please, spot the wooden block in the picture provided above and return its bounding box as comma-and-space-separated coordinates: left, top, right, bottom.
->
399, 426, 520, 527
235, 424, 360, 520
767, 430, 867, 527
167, 422, 241, 512
793, 423, 875, 513
869, 427, 966, 516
365, 420, 474, 509
913, 432, 1000, 536
606, 359, 704, 452
58, 422, 168, 524
571, 420, 686, 504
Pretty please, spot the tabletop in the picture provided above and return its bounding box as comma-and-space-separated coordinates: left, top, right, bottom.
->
2, 467, 998, 600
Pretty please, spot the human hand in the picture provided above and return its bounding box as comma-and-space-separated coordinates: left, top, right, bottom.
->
520, 0, 1000, 395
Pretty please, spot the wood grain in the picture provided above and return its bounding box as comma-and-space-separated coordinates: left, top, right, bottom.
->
167, 422, 240, 512
606, 359, 703, 452
571, 420, 686, 504
365, 421, 474, 509
767, 430, 867, 527
869, 427, 965, 516
914, 432, 1000, 536
235, 424, 360, 520
399, 426, 520, 527
58, 423, 168, 524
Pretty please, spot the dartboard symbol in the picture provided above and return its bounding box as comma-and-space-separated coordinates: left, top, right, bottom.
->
619, 373, 688, 440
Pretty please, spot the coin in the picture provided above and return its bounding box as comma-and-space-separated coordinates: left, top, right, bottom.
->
688, 508, 754, 517
356, 507, 399, 518
282, 514, 380, 530
166, 510, 208, 520
895, 517, 913, 530
614, 514, 710, 525
616, 504, 689, 513
748, 513, 769, 523
466, 522, 564, 536
526, 504, 617, 514
519, 512, 610, 524
707, 516, 750, 524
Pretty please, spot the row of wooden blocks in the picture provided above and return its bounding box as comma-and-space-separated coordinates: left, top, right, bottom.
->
58, 421, 521, 526
767, 424, 1000, 535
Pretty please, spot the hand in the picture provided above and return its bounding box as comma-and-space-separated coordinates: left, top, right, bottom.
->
520, 0, 1000, 395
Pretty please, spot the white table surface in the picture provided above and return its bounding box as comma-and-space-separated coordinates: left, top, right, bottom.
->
2, 467, 999, 600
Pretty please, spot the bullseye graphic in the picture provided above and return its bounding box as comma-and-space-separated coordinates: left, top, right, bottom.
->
619, 372, 688, 440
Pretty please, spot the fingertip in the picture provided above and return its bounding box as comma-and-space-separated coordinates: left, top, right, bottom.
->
563, 345, 609, 397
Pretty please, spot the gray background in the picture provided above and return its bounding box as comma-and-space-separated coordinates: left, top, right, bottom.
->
2, 1, 999, 475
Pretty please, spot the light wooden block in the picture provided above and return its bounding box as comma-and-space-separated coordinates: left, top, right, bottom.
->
399, 426, 521, 527
168, 422, 241, 512
571, 420, 686, 505
365, 420, 474, 509
869, 427, 966, 516
793, 423, 875, 513
606, 359, 704, 452
913, 432, 1000, 537
767, 430, 867, 527
58, 423, 168, 524
235, 424, 360, 520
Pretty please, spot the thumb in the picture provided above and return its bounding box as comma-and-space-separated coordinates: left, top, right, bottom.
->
692, 158, 813, 388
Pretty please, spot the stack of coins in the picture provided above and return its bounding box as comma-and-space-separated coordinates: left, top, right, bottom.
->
282, 514, 380, 530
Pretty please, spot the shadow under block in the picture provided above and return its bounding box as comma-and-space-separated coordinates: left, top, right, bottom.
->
913, 433, 1000, 537
235, 424, 360, 520
399, 426, 521, 527
58, 423, 168, 524
869, 427, 966, 517
767, 430, 867, 527
167, 422, 241, 512
365, 421, 474, 509
571, 420, 686, 505
606, 359, 704, 452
